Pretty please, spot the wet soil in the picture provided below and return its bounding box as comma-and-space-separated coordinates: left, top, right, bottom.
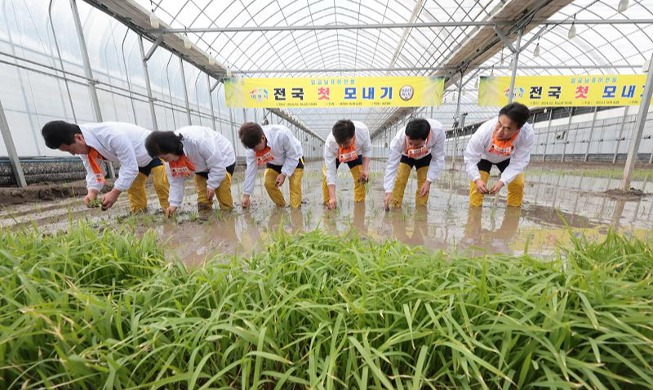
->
0, 180, 92, 206
1, 161, 651, 264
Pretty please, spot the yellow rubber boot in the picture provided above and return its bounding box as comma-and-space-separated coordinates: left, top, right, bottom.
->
506, 173, 525, 207
264, 168, 286, 207
216, 172, 234, 210
321, 164, 330, 204
289, 168, 304, 208
151, 165, 170, 210
415, 165, 429, 207
127, 172, 148, 213
391, 162, 411, 208
350, 164, 366, 203
194, 174, 212, 210
469, 170, 490, 207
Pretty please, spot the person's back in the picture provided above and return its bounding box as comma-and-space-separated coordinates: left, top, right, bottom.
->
239, 122, 304, 208
41, 120, 169, 212
322, 119, 373, 209
383, 118, 445, 210
463, 102, 534, 207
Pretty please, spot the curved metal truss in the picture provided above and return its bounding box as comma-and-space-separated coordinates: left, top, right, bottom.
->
135, 0, 653, 137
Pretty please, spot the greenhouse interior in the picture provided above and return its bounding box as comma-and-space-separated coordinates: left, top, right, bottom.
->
1, 0, 652, 388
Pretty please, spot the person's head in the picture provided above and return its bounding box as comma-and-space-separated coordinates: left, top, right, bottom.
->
404, 118, 431, 149
332, 119, 356, 147
239, 122, 266, 152
145, 131, 184, 162
41, 120, 89, 155
495, 102, 530, 140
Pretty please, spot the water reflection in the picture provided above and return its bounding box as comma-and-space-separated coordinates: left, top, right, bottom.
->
267, 207, 306, 234
383, 206, 429, 247
459, 206, 521, 255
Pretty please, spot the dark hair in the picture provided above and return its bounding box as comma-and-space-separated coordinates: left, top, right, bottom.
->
239, 122, 264, 149
41, 120, 81, 149
405, 118, 430, 140
499, 102, 530, 128
332, 119, 355, 145
145, 131, 184, 158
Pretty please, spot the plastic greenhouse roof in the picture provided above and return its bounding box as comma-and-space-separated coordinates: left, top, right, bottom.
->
134, 0, 653, 138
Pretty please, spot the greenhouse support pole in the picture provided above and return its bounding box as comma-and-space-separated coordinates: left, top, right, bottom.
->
561, 108, 573, 162
138, 35, 158, 131
207, 74, 217, 131
228, 108, 238, 156
621, 53, 653, 190
584, 107, 598, 162
69, 0, 116, 178
613, 107, 630, 163
502, 28, 522, 104
450, 72, 464, 170
0, 99, 26, 187
70, 0, 102, 123
178, 57, 192, 125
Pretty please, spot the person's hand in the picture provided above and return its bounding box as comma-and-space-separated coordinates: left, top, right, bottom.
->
359, 169, 369, 183
83, 189, 99, 207
275, 173, 286, 187
165, 206, 177, 217
242, 195, 251, 208
419, 180, 432, 197
474, 178, 489, 194
101, 189, 120, 210
489, 180, 505, 194
384, 193, 393, 210
327, 197, 337, 210
206, 188, 215, 202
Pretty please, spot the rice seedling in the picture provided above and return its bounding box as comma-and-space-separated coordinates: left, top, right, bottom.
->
1, 224, 652, 389
87, 198, 102, 209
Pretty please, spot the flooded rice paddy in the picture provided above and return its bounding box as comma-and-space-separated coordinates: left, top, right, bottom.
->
1, 160, 651, 265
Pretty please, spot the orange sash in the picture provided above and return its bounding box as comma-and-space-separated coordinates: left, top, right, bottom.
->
256, 146, 275, 166
487, 130, 519, 157
338, 137, 358, 163
404, 132, 431, 160
87, 147, 106, 184
169, 154, 196, 177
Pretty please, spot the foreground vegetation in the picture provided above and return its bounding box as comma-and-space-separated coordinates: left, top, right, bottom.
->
543, 166, 651, 181
1, 223, 652, 389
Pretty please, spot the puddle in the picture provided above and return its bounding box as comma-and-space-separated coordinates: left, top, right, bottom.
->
1, 161, 651, 264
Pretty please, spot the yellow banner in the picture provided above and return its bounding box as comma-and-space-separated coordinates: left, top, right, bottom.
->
224, 76, 444, 108
478, 75, 648, 107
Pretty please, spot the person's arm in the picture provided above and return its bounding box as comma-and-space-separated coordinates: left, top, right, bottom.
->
499, 128, 535, 186
383, 132, 403, 193
280, 131, 301, 178
199, 140, 227, 191
242, 152, 257, 207
324, 141, 338, 187
324, 141, 338, 208
80, 155, 105, 192
426, 125, 446, 184
166, 171, 186, 214
80, 155, 104, 206
383, 132, 403, 209
100, 136, 140, 209
109, 136, 140, 192
359, 129, 373, 181
463, 131, 486, 183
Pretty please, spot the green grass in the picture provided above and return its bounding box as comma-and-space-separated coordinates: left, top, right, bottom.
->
1, 223, 652, 388
544, 167, 652, 181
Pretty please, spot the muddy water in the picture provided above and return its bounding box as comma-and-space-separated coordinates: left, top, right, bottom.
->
1, 160, 651, 264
